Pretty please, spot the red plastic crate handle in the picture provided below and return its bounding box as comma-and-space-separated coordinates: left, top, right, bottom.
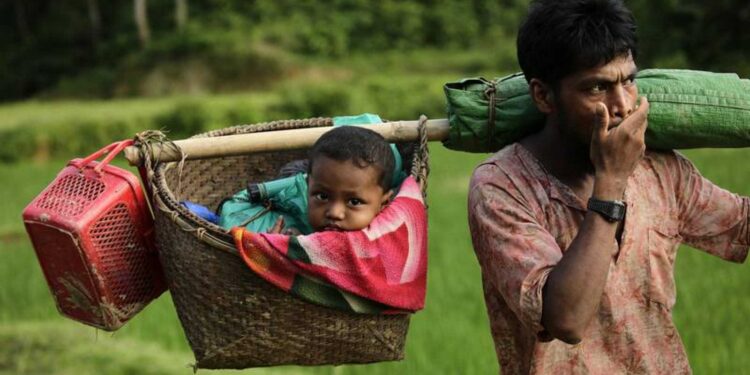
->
75, 140, 135, 173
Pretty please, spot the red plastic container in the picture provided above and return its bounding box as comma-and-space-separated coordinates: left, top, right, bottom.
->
22, 140, 166, 331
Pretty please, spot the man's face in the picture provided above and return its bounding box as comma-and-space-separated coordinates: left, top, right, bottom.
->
307, 156, 391, 232
551, 52, 639, 147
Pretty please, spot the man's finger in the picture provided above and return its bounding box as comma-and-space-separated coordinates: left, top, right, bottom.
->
593, 102, 609, 139
623, 96, 650, 135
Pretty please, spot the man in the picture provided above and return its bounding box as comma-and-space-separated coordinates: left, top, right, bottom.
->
467, 0, 750, 374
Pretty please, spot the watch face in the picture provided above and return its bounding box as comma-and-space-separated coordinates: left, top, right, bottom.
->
612, 204, 626, 220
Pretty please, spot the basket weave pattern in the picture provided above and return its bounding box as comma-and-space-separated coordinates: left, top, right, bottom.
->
147, 117, 429, 369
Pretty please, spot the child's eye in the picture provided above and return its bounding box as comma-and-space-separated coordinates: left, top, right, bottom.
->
313, 193, 328, 201
348, 198, 363, 206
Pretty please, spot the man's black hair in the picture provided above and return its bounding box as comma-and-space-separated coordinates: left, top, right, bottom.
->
308, 126, 395, 191
517, 0, 638, 88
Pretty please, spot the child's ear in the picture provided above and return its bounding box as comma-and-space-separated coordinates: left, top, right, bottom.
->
380, 189, 394, 208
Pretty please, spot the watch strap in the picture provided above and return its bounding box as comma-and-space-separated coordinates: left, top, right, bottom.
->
587, 197, 627, 222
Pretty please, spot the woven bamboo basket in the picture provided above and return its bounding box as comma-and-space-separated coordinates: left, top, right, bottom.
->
141, 117, 430, 369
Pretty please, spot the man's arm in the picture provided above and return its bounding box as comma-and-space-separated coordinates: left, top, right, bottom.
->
542, 99, 649, 344
672, 152, 750, 262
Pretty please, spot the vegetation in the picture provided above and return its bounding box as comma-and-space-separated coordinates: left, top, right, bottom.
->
1, 0, 748, 102
0, 49, 498, 163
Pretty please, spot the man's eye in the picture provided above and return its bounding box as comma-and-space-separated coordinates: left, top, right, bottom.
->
589, 84, 604, 94
624, 77, 636, 86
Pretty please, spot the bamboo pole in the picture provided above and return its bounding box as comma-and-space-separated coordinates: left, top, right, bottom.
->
123, 118, 451, 166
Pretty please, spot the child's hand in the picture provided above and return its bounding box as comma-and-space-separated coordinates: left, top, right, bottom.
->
282, 227, 302, 236
268, 216, 285, 233
267, 216, 301, 235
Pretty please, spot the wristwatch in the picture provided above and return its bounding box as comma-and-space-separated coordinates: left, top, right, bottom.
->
587, 198, 627, 222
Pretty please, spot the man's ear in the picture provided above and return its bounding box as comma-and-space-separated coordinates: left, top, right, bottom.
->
529, 78, 555, 114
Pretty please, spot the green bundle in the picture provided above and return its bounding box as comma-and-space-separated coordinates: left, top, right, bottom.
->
444, 69, 750, 153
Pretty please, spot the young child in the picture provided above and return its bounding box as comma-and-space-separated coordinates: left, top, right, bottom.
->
268, 125, 396, 234
231, 124, 427, 314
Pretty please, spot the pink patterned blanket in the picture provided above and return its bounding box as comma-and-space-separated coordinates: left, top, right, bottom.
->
231, 176, 428, 313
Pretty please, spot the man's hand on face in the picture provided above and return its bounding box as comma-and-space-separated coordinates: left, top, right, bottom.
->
589, 97, 650, 196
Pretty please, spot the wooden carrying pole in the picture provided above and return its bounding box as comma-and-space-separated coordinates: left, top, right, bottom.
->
123, 118, 451, 166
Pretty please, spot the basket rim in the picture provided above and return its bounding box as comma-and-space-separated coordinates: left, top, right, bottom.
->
145, 116, 430, 254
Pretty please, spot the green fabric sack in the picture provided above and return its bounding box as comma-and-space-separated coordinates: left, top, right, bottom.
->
444, 69, 750, 153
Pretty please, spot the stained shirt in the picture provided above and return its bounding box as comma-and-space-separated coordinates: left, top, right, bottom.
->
468, 143, 750, 375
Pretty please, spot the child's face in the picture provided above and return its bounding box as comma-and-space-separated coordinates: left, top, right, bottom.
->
307, 156, 392, 232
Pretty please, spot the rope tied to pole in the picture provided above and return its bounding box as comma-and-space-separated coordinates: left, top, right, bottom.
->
133, 130, 187, 199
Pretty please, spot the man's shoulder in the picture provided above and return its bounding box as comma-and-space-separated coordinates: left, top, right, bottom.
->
643, 149, 692, 173
468, 143, 542, 206
470, 143, 528, 185
644, 148, 679, 161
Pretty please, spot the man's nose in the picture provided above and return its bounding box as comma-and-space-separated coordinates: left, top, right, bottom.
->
608, 85, 634, 121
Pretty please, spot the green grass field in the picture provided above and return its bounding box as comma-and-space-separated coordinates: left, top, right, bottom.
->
3, 116, 750, 374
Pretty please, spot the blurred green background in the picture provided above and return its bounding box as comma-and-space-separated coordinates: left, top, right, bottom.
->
1, 1, 749, 374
